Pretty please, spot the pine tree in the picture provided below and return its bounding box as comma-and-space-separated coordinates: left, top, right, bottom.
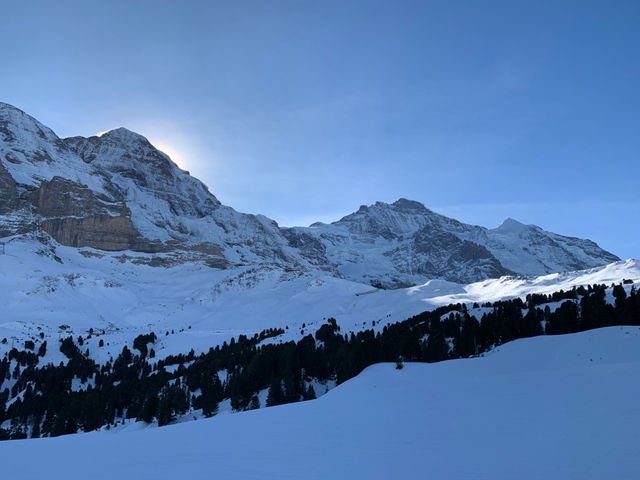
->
31, 414, 41, 438
139, 394, 158, 424
613, 284, 627, 310
157, 392, 172, 426
266, 380, 284, 407
306, 384, 316, 400
37, 340, 47, 357
51, 412, 66, 437
425, 320, 448, 362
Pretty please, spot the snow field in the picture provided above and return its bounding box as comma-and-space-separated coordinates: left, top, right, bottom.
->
1, 236, 638, 366
1, 326, 638, 479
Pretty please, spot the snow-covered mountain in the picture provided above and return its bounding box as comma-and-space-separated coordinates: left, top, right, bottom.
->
0, 102, 304, 271
286, 198, 620, 287
0, 102, 620, 287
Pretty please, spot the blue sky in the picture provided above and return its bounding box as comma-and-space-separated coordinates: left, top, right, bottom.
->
1, 0, 638, 258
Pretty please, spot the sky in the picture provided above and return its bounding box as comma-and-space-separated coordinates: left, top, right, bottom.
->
1, 0, 638, 258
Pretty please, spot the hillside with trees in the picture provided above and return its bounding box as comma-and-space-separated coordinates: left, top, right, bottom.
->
1, 282, 638, 440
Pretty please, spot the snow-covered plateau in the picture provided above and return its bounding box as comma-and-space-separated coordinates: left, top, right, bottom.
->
1, 326, 639, 479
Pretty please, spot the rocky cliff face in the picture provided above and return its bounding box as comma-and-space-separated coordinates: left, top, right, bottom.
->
42, 215, 150, 252
0, 161, 18, 215
32, 175, 158, 251
0, 102, 620, 287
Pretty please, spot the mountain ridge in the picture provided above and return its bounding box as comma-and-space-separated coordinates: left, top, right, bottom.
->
0, 102, 620, 286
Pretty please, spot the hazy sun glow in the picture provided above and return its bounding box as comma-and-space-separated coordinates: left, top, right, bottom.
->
152, 141, 188, 170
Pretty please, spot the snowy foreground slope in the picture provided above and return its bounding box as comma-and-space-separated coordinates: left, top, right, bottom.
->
0, 235, 638, 365
1, 326, 639, 479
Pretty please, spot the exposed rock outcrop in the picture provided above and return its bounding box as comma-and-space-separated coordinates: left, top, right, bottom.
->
41, 215, 164, 252
0, 160, 18, 214
28, 176, 161, 252
33, 176, 121, 218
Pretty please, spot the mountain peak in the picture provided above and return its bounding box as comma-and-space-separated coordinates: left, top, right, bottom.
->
0, 101, 24, 115
331, 198, 441, 243
391, 198, 429, 212
354, 198, 429, 215
0, 102, 33, 119
0, 102, 59, 143
495, 217, 528, 233
98, 127, 151, 146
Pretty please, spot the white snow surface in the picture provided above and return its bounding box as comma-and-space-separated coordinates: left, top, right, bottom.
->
0, 235, 638, 365
1, 326, 639, 479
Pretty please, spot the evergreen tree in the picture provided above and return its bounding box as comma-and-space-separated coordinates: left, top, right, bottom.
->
31, 414, 41, 438
613, 284, 627, 310
306, 384, 316, 400
425, 320, 448, 362
139, 394, 158, 424
157, 392, 172, 427
266, 380, 284, 407
51, 412, 66, 437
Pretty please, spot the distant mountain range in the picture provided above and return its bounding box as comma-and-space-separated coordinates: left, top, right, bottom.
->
0, 102, 619, 287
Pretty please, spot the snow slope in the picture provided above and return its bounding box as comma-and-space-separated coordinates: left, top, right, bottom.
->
1, 326, 638, 479
0, 234, 638, 366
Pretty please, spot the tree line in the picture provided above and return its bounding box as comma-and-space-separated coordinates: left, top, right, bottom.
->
0, 282, 638, 440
